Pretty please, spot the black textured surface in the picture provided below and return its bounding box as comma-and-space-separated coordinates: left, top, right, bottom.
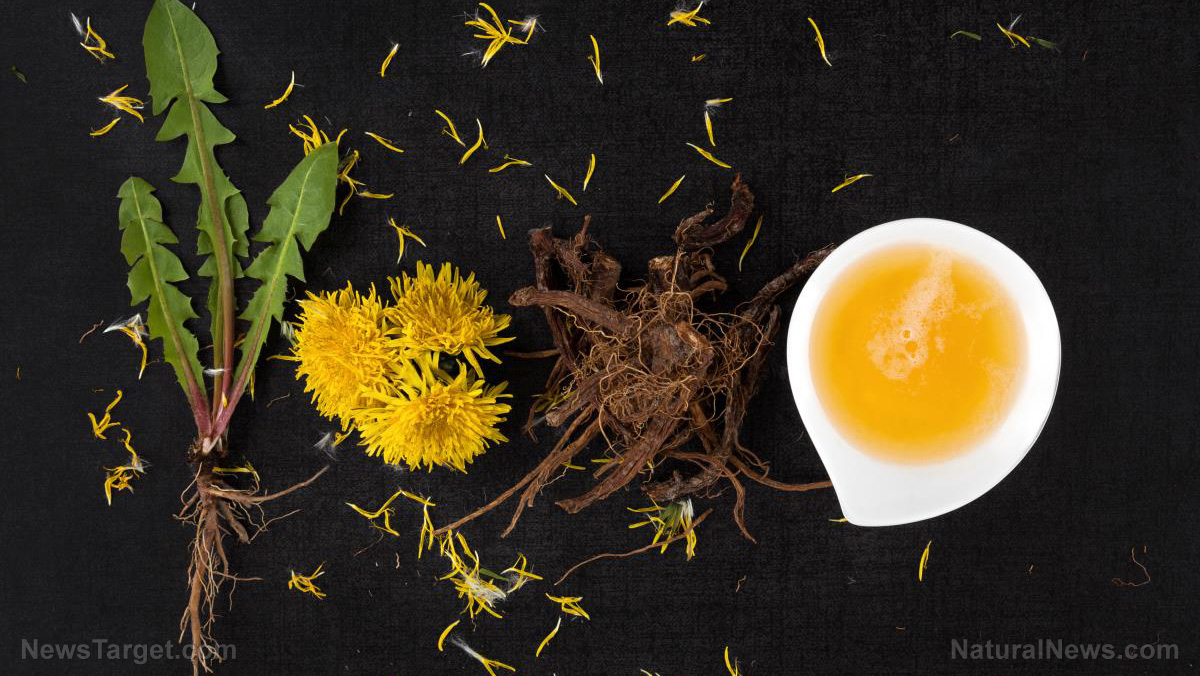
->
2, 1, 1198, 674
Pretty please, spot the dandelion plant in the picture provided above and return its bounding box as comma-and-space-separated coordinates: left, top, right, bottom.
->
117, 1, 338, 672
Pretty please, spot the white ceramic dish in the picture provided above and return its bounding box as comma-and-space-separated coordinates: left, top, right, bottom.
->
786, 218, 1060, 526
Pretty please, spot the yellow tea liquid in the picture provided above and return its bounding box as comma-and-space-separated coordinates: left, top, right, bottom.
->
810, 244, 1026, 463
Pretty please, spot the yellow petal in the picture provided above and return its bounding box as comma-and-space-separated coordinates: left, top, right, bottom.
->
365, 131, 405, 153
544, 175, 579, 205
264, 71, 296, 109
686, 142, 732, 169
658, 174, 686, 204
90, 118, 120, 137
831, 173, 872, 193
583, 153, 596, 191
737, 215, 762, 271
808, 17, 832, 66
380, 43, 399, 77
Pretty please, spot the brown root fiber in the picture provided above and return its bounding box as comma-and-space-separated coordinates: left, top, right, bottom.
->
177, 437, 326, 675
439, 176, 833, 540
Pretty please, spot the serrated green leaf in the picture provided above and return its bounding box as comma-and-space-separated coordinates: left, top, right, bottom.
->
143, 0, 249, 365
117, 177, 207, 406
232, 144, 339, 396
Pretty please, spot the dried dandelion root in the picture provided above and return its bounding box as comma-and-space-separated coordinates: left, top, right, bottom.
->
438, 177, 834, 548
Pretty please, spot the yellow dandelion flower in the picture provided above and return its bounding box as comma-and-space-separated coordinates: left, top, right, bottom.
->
628, 498, 698, 559
291, 284, 396, 426
354, 355, 510, 471
386, 262, 513, 375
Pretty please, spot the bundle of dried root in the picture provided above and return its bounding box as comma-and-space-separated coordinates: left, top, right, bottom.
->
441, 176, 833, 542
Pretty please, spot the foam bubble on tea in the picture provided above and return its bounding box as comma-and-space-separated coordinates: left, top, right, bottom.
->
810, 244, 1026, 463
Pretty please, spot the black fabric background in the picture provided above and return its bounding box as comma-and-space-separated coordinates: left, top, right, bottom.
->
1, 1, 1198, 674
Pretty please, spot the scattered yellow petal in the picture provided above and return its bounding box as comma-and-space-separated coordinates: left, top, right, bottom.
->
668, 2, 710, 27
705, 97, 732, 107
686, 142, 732, 169
918, 540, 932, 581
996, 22, 1031, 48
435, 109, 466, 147
704, 110, 715, 146
289, 114, 346, 156
828, 517, 848, 523
365, 132, 404, 153
587, 34, 603, 84
387, 218, 426, 263
536, 616, 562, 657
287, 563, 327, 599
103, 316, 150, 378
544, 174, 578, 205
691, 53, 707, 62
724, 646, 741, 676
488, 154, 532, 172
88, 390, 123, 439
437, 619, 460, 651
264, 71, 296, 109
466, 3, 535, 68
831, 173, 872, 193
546, 593, 590, 620
380, 43, 399, 77
583, 153, 596, 191
77, 16, 115, 62
213, 461, 259, 483
102, 427, 146, 506
99, 85, 145, 122
495, 214, 506, 239
450, 637, 516, 676
808, 17, 832, 67
358, 190, 394, 200
90, 118, 120, 137
658, 174, 686, 204
459, 119, 486, 165
737, 215, 762, 271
